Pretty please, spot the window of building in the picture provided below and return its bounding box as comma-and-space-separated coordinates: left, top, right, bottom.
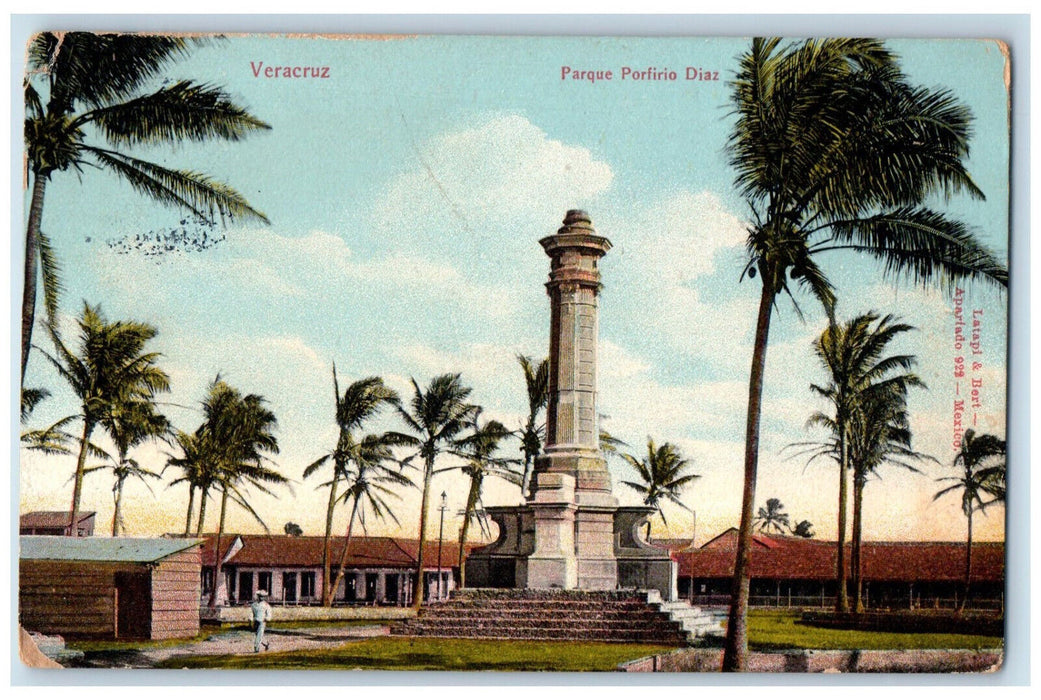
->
258, 571, 273, 595
201, 569, 215, 595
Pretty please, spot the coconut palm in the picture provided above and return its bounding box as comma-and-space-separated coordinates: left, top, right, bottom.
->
327, 433, 413, 603
516, 354, 548, 498
165, 428, 216, 536
753, 498, 790, 534
934, 429, 1006, 611
21, 32, 270, 384
386, 374, 476, 609
721, 37, 1006, 670
846, 382, 931, 611
806, 312, 924, 613
36, 302, 170, 536
445, 410, 521, 588
620, 438, 699, 540
303, 368, 399, 605
198, 379, 285, 607
86, 397, 170, 535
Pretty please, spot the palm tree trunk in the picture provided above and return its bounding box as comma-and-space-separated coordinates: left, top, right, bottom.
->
836, 427, 850, 613
208, 486, 229, 608
412, 454, 434, 610
195, 489, 209, 536
321, 473, 340, 606
851, 475, 865, 613
521, 451, 534, 501
68, 419, 95, 537
112, 474, 127, 536
329, 496, 361, 604
960, 507, 973, 613
184, 486, 196, 536
21, 172, 47, 386
722, 281, 774, 672
458, 474, 481, 589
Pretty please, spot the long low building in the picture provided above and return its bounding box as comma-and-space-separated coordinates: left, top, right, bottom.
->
196, 534, 470, 607
669, 529, 1004, 610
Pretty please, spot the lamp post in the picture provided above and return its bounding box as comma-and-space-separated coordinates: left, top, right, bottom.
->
437, 491, 447, 601
689, 509, 697, 604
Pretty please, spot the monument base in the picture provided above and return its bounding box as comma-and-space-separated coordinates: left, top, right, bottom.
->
465, 497, 678, 600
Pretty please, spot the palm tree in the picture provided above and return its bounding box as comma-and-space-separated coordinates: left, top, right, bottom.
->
753, 498, 790, 534
198, 379, 285, 607
846, 382, 931, 611
21, 32, 270, 384
722, 38, 1006, 669
387, 374, 476, 609
620, 438, 699, 540
86, 398, 170, 535
303, 368, 399, 605
516, 354, 549, 499
934, 429, 1006, 611
326, 433, 413, 603
445, 410, 521, 588
37, 302, 170, 535
807, 312, 924, 613
165, 428, 215, 536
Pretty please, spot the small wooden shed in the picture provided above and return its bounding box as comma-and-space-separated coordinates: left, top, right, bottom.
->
19, 536, 202, 640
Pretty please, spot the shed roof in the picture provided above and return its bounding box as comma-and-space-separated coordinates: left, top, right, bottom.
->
20, 536, 202, 563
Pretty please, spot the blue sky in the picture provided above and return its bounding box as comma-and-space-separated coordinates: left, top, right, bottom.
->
20, 35, 1009, 543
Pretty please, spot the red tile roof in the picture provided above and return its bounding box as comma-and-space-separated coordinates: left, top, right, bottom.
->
671, 530, 1004, 583
195, 534, 474, 570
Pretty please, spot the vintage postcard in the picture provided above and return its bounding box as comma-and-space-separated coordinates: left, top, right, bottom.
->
16, 31, 1010, 674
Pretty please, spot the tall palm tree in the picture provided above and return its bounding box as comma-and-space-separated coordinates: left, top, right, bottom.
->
326, 433, 413, 603
722, 37, 1006, 670
444, 410, 521, 588
198, 379, 285, 607
516, 354, 548, 499
165, 428, 215, 536
807, 312, 924, 613
934, 429, 1006, 611
303, 368, 399, 605
620, 438, 699, 540
22, 32, 270, 384
87, 397, 170, 535
37, 302, 170, 535
386, 374, 476, 609
846, 382, 931, 611
753, 498, 790, 534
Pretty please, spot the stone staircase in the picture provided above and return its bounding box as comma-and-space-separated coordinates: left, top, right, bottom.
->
392, 588, 723, 645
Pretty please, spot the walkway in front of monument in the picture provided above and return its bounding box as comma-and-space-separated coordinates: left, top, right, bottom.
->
66, 624, 390, 668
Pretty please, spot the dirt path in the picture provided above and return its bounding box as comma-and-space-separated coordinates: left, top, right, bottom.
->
69, 625, 389, 668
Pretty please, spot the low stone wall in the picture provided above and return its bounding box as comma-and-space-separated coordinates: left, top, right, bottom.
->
202, 606, 415, 624
619, 648, 1003, 673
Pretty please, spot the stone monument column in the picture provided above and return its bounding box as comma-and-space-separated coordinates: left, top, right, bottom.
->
526, 210, 619, 591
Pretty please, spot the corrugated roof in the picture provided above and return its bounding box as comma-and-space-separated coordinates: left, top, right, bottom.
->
20, 536, 202, 563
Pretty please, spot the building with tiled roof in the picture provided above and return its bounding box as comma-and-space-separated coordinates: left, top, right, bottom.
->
194, 534, 475, 607
670, 528, 1004, 610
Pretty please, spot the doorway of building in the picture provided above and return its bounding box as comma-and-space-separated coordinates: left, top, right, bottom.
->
114, 571, 151, 639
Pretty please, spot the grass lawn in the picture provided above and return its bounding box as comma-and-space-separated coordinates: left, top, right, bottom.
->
746, 610, 1003, 651
155, 637, 675, 671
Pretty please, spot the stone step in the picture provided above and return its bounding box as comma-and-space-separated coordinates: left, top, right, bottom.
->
393, 624, 688, 644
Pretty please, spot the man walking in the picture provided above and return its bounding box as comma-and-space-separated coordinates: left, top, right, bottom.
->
250, 590, 272, 653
